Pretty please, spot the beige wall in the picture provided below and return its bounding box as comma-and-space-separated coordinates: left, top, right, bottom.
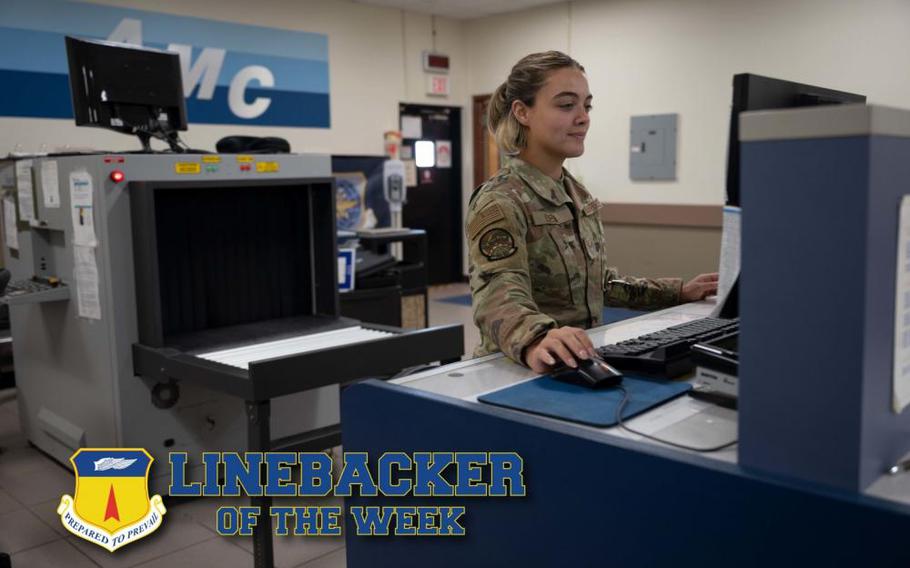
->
464, 0, 910, 208
462, 0, 910, 277
604, 224, 721, 281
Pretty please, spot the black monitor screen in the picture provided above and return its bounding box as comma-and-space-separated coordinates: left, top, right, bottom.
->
725, 73, 865, 206
65, 36, 187, 138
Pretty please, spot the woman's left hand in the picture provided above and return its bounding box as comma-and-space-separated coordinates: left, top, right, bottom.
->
681, 272, 719, 302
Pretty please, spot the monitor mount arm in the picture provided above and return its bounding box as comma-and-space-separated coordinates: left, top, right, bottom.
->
135, 124, 183, 153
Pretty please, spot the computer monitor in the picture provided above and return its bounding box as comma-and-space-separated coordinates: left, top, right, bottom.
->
716, 74, 865, 319
65, 36, 188, 152
724, 73, 866, 207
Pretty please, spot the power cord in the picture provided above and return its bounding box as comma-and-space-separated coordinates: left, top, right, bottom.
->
614, 385, 738, 453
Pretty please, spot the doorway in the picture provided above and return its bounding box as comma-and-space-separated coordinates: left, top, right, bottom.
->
398, 103, 463, 284
472, 94, 501, 187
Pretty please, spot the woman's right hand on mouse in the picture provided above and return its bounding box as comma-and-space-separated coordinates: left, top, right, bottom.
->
523, 326, 597, 374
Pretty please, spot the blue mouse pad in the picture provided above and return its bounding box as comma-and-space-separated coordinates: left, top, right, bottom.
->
477, 375, 691, 427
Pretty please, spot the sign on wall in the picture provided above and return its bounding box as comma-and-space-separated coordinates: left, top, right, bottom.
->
0, 0, 330, 127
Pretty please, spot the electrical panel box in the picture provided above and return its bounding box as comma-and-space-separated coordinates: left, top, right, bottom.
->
630, 113, 678, 181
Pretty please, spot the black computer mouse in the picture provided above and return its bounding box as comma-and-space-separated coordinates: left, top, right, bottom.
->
552, 357, 624, 389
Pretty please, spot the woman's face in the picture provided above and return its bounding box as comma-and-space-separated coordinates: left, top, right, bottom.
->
514, 67, 592, 160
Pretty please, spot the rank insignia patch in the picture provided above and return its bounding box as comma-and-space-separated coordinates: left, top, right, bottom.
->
58, 449, 166, 552
479, 228, 517, 261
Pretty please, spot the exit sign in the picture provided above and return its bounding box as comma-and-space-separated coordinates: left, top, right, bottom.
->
426, 74, 450, 97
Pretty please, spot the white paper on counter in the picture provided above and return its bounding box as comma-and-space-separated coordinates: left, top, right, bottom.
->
15, 160, 35, 222
711, 205, 740, 317
73, 244, 101, 320
40, 160, 61, 208
3, 197, 18, 250
893, 196, 910, 414
69, 170, 97, 247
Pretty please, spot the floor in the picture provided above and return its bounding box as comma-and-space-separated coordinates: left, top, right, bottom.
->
0, 284, 477, 568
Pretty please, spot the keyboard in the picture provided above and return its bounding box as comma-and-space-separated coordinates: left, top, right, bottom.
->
596, 317, 739, 378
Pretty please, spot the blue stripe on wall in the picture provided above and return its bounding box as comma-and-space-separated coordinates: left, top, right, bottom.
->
0, 28, 330, 94
0, 26, 68, 74
186, 87, 330, 127
0, 69, 73, 118
188, 47, 330, 93
0, 0, 328, 61
0, 69, 329, 127
0, 27, 330, 94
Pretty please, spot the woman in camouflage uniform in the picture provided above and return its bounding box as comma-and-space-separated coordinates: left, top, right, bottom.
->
466, 51, 718, 373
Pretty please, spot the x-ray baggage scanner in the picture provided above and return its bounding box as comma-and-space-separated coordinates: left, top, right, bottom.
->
1, 153, 463, 494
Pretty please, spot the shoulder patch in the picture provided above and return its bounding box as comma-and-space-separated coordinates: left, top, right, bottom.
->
479, 228, 517, 261
468, 202, 505, 240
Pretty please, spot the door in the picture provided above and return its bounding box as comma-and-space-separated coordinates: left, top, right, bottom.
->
472, 94, 501, 187
399, 103, 463, 284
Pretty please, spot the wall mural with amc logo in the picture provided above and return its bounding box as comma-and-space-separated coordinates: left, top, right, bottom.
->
0, 0, 331, 127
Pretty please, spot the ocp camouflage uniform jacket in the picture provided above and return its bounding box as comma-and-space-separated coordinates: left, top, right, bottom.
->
466, 158, 683, 364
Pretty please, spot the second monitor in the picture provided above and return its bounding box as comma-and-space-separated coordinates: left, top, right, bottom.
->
725, 73, 866, 207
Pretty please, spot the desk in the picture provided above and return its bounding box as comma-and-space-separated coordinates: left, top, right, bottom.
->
341, 300, 910, 567
395, 300, 737, 460
341, 230, 429, 329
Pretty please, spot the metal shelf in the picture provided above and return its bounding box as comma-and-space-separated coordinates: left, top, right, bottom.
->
1, 284, 70, 305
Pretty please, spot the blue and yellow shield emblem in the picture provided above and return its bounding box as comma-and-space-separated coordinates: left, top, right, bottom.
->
57, 449, 166, 552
